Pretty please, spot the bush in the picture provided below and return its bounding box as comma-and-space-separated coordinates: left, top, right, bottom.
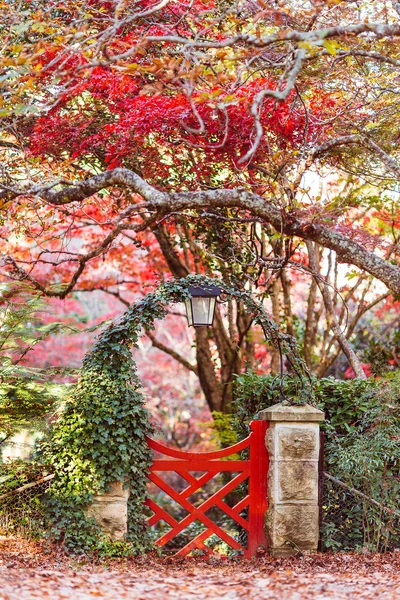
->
231, 371, 400, 552
324, 378, 400, 552
232, 371, 380, 435
0, 460, 51, 539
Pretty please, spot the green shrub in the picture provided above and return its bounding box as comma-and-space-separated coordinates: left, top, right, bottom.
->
0, 460, 51, 539
232, 371, 380, 436
324, 378, 400, 552
231, 370, 400, 552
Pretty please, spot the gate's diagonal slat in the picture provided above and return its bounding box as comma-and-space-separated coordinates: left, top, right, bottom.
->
193, 471, 250, 515
149, 471, 250, 547
148, 472, 197, 514
145, 498, 179, 528
148, 471, 249, 546
150, 469, 215, 499
155, 510, 199, 546
150, 469, 249, 521
156, 505, 246, 553
175, 529, 211, 556
232, 495, 250, 514
214, 499, 249, 531
175, 529, 213, 556
177, 471, 199, 486
180, 472, 216, 500
194, 513, 246, 552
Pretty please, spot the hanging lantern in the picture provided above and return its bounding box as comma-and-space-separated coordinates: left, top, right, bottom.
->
184, 285, 221, 327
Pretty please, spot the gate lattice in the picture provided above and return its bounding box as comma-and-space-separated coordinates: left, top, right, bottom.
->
145, 420, 269, 558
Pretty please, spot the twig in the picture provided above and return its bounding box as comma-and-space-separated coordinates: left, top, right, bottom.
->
324, 472, 400, 519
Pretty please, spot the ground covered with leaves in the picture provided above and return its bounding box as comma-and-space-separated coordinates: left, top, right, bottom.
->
0, 537, 399, 599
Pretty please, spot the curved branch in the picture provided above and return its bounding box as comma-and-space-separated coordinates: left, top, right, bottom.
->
239, 48, 306, 164
306, 241, 367, 379
2, 165, 400, 295
312, 134, 400, 179
110, 22, 400, 55
145, 330, 198, 375
333, 49, 400, 67
313, 134, 400, 180
0, 168, 167, 205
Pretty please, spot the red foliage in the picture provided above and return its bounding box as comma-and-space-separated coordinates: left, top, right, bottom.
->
372, 209, 400, 230
375, 296, 400, 318
344, 364, 373, 379
30, 78, 338, 178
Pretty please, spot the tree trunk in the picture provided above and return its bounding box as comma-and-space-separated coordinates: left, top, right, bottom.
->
304, 247, 320, 370
306, 242, 367, 380
150, 225, 253, 415
270, 278, 281, 374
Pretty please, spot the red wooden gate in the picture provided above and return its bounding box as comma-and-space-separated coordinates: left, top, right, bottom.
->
145, 420, 269, 558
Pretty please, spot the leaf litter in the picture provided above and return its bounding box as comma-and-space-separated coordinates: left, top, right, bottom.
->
0, 536, 399, 599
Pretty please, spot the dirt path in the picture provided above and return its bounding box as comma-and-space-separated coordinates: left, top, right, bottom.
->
1, 565, 400, 599
0, 537, 399, 599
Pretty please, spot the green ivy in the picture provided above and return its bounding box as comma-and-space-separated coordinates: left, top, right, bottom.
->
41, 275, 311, 553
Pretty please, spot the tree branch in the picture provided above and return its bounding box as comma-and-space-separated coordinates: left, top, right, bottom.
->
239, 47, 306, 163
145, 330, 198, 375
392, 1, 400, 18
2, 166, 400, 295
110, 22, 400, 54
313, 133, 400, 180
316, 291, 389, 377
306, 241, 367, 379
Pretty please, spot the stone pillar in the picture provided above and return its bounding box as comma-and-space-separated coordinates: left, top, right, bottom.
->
87, 481, 129, 540
259, 403, 324, 556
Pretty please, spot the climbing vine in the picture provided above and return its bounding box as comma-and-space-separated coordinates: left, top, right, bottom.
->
43, 275, 311, 553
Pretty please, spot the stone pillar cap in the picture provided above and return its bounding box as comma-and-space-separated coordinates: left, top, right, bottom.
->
258, 403, 324, 422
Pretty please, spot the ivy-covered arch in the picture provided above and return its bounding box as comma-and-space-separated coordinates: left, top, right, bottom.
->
44, 275, 311, 553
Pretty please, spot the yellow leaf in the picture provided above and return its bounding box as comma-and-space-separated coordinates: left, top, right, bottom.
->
323, 40, 339, 56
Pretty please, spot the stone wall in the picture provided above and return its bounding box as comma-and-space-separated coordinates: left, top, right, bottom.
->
87, 481, 129, 541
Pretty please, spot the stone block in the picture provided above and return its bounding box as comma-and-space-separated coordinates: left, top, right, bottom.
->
265, 426, 274, 455
265, 504, 319, 554
277, 425, 319, 460
277, 461, 318, 503
259, 403, 324, 423
87, 481, 129, 541
267, 465, 275, 504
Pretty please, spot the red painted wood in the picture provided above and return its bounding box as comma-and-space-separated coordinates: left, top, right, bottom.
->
146, 498, 179, 528
232, 495, 250, 514
151, 459, 249, 472
145, 419, 269, 558
147, 435, 252, 460
177, 529, 212, 557
179, 472, 216, 499
214, 498, 249, 531
247, 420, 269, 556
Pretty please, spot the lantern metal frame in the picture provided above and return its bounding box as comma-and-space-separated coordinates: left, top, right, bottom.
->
185, 285, 221, 327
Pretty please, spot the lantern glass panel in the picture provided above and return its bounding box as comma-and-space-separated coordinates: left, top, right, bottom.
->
191, 296, 216, 326
184, 299, 193, 326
